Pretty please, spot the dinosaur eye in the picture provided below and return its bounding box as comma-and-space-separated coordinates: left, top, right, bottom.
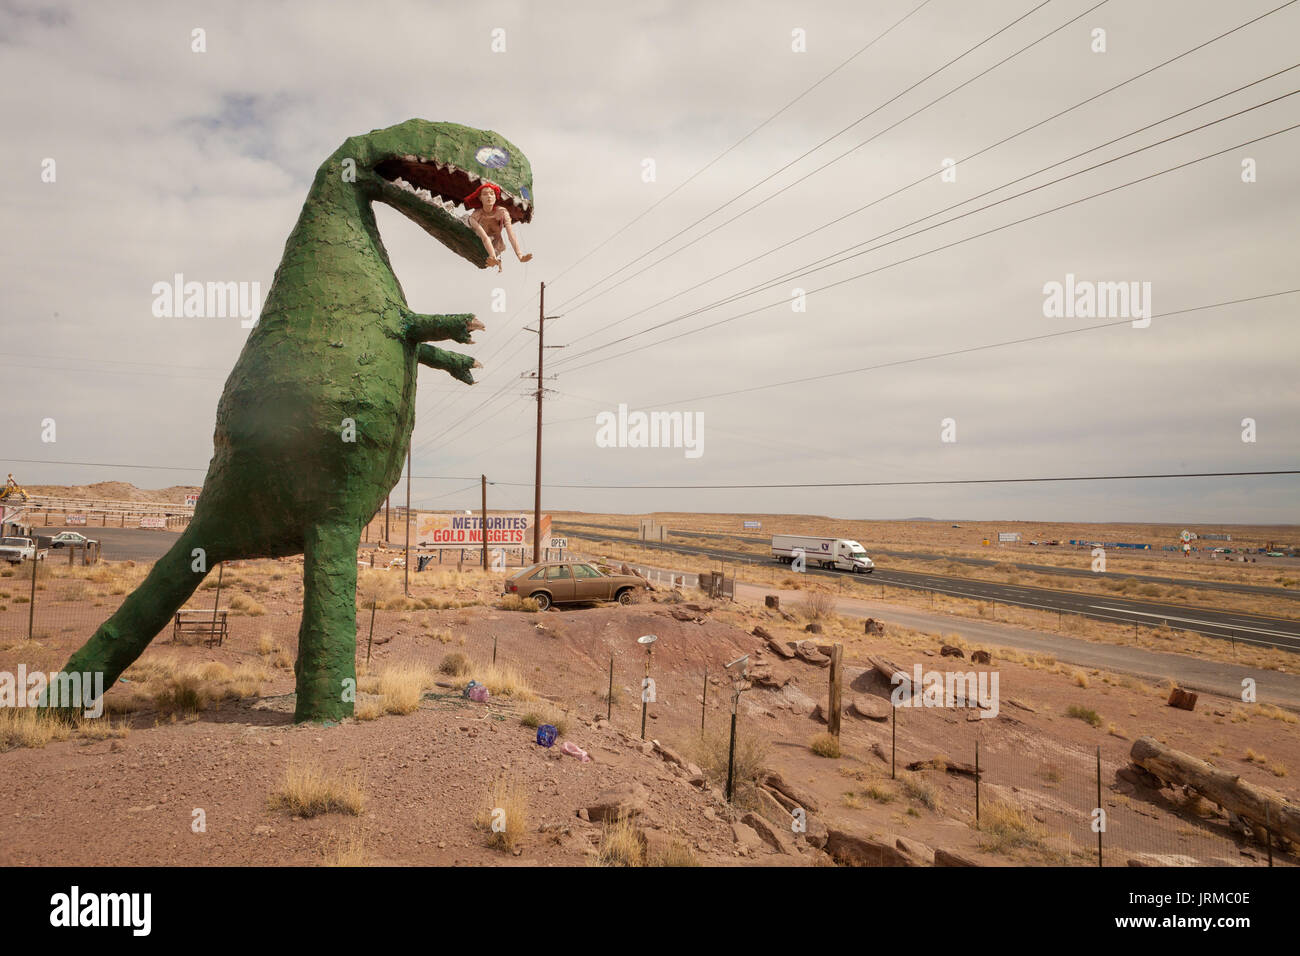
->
475, 146, 510, 169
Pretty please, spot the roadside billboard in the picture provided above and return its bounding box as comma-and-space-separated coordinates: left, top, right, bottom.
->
743, 520, 761, 530
998, 532, 1020, 543
67, 514, 87, 526
417, 512, 551, 550
140, 516, 167, 529
185, 493, 200, 508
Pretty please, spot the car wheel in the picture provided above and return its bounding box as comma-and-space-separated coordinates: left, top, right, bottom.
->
617, 589, 634, 606
533, 592, 552, 611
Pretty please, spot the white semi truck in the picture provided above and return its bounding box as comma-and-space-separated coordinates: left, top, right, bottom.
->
771, 534, 874, 573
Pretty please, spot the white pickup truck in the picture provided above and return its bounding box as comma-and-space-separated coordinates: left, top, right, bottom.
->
0, 536, 47, 564
771, 534, 874, 573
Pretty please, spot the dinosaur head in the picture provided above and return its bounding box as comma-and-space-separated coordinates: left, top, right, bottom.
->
349, 118, 534, 268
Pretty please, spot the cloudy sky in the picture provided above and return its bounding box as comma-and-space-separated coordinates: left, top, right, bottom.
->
1, 0, 1297, 523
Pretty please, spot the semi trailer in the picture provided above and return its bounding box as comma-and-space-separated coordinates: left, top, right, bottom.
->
771, 534, 874, 573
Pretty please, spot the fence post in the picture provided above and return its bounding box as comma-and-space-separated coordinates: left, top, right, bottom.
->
1096, 746, 1103, 868
492, 634, 498, 665
607, 653, 614, 722
891, 700, 897, 780
726, 708, 738, 802
975, 740, 981, 828
701, 669, 707, 735
365, 600, 376, 666
828, 643, 843, 738
210, 563, 224, 646
27, 549, 38, 640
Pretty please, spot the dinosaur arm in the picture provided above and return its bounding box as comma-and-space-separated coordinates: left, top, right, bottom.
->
403, 311, 483, 344
418, 343, 481, 385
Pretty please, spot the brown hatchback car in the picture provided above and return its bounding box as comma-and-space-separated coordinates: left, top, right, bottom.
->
504, 561, 649, 611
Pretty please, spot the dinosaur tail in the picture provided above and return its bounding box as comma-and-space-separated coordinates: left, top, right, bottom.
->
55, 521, 221, 708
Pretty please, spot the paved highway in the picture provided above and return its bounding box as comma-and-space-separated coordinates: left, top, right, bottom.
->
556, 519, 1300, 600
556, 523, 1300, 654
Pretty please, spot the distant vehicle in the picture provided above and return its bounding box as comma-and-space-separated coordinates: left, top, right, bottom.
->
504, 561, 650, 611
1267, 551, 1285, 558
771, 534, 874, 573
0, 536, 45, 563
50, 531, 97, 549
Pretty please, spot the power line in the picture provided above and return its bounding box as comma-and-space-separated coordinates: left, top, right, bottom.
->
480, 470, 1300, 491
551, 0, 1083, 314
559, 121, 1300, 374
552, 38, 1300, 363
546, 0, 936, 287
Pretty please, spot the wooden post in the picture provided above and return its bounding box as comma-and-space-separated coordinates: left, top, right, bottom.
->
209, 563, 224, 647
532, 282, 545, 559
975, 740, 981, 828
27, 547, 38, 640
828, 643, 843, 738
891, 700, 897, 779
481, 474, 488, 572
366, 601, 376, 666
403, 449, 412, 595
701, 669, 708, 734
384, 494, 390, 544
607, 653, 614, 721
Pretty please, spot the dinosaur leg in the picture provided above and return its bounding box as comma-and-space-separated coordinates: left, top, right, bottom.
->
403, 311, 483, 344
418, 343, 481, 385
54, 522, 221, 715
292, 521, 361, 723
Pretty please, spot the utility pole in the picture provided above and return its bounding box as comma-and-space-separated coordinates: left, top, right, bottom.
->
384, 494, 390, 543
533, 282, 545, 562
523, 284, 563, 564
403, 446, 412, 595
481, 474, 488, 571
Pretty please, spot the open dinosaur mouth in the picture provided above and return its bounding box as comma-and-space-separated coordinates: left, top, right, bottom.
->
374, 157, 532, 224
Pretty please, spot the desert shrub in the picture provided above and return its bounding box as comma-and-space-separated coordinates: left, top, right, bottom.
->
438, 652, 472, 677
475, 775, 528, 853
809, 733, 842, 758
269, 760, 364, 817
1066, 704, 1102, 728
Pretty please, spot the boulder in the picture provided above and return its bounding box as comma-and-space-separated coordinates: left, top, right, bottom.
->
939, 644, 964, 659
795, 641, 831, 667
761, 770, 820, 813
934, 848, 978, 867
895, 836, 935, 865
764, 595, 780, 610
1167, 687, 1198, 711
742, 811, 795, 855
804, 622, 824, 635
731, 821, 764, 853
863, 618, 885, 635
850, 695, 890, 721
970, 650, 992, 665
800, 815, 829, 850
652, 739, 685, 767
755, 786, 794, 827
1127, 853, 1201, 867
825, 829, 915, 867
584, 782, 649, 823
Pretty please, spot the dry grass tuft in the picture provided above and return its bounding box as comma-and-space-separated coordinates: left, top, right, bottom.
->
475, 775, 529, 853
809, 732, 842, 758
269, 760, 365, 817
683, 728, 769, 810
597, 815, 644, 867
375, 662, 437, 715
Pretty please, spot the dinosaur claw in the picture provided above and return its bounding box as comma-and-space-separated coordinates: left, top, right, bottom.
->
468, 317, 485, 333
472, 360, 482, 368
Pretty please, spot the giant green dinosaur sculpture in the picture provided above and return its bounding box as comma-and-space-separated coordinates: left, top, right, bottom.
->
57, 119, 533, 722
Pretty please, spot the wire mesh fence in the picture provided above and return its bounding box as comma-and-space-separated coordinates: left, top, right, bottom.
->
0, 552, 1291, 866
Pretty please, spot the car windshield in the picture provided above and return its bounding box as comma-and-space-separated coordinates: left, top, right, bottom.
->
845, 541, 867, 554
2, 538, 26, 546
